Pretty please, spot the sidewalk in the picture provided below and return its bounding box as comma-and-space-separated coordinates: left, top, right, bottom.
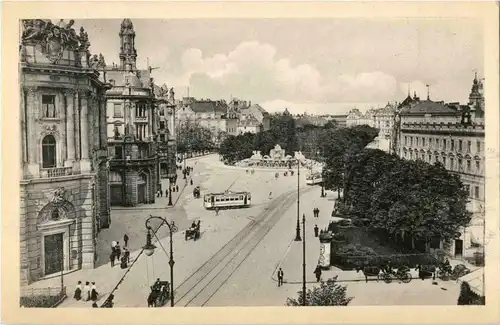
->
23, 156, 207, 304
271, 189, 342, 285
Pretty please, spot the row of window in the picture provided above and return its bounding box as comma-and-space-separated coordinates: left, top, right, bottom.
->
403, 151, 482, 175
113, 103, 148, 118
214, 196, 244, 202
464, 184, 482, 200
404, 135, 482, 154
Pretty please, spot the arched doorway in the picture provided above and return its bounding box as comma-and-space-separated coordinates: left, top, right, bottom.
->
109, 171, 124, 206
137, 171, 148, 204
42, 135, 56, 168
37, 199, 76, 276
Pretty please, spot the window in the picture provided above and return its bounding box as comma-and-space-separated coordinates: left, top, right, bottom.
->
451, 140, 455, 151
436, 138, 439, 148
458, 159, 463, 171
474, 186, 480, 199
422, 138, 426, 147
464, 184, 470, 196
467, 141, 471, 153
467, 160, 471, 173
42, 95, 56, 118
476, 141, 481, 154
404, 136, 408, 146
443, 139, 447, 150
410, 137, 413, 146
410, 152, 413, 159
416, 137, 419, 146
428, 154, 432, 162
42, 135, 56, 168
450, 158, 454, 170
476, 161, 481, 173
115, 146, 123, 159
458, 140, 463, 151
136, 103, 146, 117
159, 121, 165, 130
113, 104, 122, 118
442, 157, 446, 167
159, 110, 164, 116
421, 153, 425, 160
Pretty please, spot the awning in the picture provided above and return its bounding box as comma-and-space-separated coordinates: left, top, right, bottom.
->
468, 226, 484, 245
460, 267, 484, 296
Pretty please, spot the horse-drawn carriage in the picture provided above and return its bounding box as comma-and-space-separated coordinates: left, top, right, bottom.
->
147, 280, 170, 307
185, 220, 201, 241
193, 186, 201, 199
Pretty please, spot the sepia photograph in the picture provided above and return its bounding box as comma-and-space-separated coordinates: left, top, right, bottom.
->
2, 1, 500, 324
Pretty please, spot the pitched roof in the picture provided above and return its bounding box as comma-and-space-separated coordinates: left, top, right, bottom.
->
190, 100, 228, 113
399, 100, 459, 116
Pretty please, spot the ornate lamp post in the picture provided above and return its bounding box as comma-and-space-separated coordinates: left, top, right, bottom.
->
294, 159, 302, 241
142, 216, 178, 307
167, 187, 173, 206
302, 213, 306, 306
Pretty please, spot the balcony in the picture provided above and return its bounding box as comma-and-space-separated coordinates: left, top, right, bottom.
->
109, 156, 156, 168
40, 167, 73, 178
134, 116, 148, 123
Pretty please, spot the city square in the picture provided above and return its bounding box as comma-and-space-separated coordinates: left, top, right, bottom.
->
17, 16, 487, 309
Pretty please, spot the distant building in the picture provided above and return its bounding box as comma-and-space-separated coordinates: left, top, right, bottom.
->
328, 114, 348, 127
396, 74, 485, 259
239, 103, 271, 131
102, 19, 158, 206
19, 19, 111, 284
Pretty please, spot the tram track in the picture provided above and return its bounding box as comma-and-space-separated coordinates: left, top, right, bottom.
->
173, 186, 314, 307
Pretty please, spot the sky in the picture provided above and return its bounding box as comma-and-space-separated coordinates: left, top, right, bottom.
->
75, 18, 484, 115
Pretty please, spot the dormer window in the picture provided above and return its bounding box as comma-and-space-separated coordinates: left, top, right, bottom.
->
42, 95, 57, 118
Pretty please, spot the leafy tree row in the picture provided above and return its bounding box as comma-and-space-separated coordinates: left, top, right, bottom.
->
176, 119, 216, 155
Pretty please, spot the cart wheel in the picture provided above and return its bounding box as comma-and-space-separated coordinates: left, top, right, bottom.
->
401, 272, 412, 283
383, 273, 392, 283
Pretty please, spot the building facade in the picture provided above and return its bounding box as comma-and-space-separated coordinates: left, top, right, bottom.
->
19, 19, 111, 285
103, 19, 158, 206
396, 75, 485, 259
154, 84, 177, 182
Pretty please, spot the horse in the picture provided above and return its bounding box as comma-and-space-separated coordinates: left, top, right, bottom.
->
147, 290, 160, 307
356, 266, 382, 283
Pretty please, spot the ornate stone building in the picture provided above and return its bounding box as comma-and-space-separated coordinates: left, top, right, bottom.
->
19, 19, 111, 285
154, 84, 177, 182
396, 74, 485, 259
102, 19, 158, 206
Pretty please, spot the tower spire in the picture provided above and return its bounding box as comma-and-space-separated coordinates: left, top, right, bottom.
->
407, 84, 410, 97
119, 19, 137, 71
426, 84, 430, 100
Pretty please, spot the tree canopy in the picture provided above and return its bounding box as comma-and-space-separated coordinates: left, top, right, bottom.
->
286, 276, 353, 306
176, 119, 215, 154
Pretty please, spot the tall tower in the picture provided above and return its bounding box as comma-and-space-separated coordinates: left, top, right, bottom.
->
119, 19, 137, 71
469, 72, 485, 118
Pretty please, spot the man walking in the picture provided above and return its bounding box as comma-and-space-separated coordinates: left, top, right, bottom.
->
123, 234, 129, 248
316, 208, 320, 218
277, 267, 284, 287
314, 224, 319, 237
314, 265, 322, 282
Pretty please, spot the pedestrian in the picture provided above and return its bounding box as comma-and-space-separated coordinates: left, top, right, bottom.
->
73, 281, 82, 301
277, 267, 284, 287
120, 254, 128, 269
115, 242, 122, 260
314, 224, 319, 237
92, 302, 98, 308
123, 234, 129, 247
156, 190, 160, 198
215, 207, 219, 216
268, 191, 272, 199
90, 282, 98, 301
124, 247, 131, 263
83, 281, 91, 301
111, 240, 117, 250
110, 251, 115, 267
316, 208, 320, 218
190, 179, 193, 186
314, 265, 322, 282
176, 185, 179, 192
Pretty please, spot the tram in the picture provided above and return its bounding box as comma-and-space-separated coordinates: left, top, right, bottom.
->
203, 191, 252, 210
306, 172, 323, 185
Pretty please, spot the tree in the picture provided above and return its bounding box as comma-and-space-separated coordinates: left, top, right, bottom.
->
457, 282, 485, 305
286, 276, 353, 306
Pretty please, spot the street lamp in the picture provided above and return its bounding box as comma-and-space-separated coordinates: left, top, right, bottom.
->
143, 216, 178, 307
167, 187, 173, 206
302, 213, 306, 306
294, 159, 302, 242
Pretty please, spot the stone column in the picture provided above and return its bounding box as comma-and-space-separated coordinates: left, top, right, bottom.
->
20, 87, 26, 166
79, 91, 91, 172
99, 95, 107, 149
65, 89, 76, 167
147, 103, 152, 139
25, 87, 40, 178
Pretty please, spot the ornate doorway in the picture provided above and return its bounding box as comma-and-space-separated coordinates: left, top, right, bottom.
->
44, 233, 64, 276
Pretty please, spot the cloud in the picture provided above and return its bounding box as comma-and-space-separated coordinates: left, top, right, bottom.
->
170, 41, 404, 104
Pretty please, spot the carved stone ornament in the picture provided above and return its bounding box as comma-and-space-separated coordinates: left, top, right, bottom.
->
21, 19, 88, 64
51, 187, 66, 205
44, 124, 58, 133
